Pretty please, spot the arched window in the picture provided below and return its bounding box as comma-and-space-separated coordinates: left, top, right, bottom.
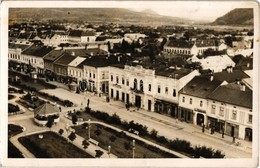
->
140, 80, 143, 92
134, 78, 137, 90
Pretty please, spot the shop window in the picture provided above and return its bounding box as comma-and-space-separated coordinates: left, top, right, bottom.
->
231, 110, 237, 120
219, 107, 224, 117
211, 105, 216, 114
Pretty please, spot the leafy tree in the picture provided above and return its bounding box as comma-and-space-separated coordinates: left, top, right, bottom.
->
58, 129, 64, 136
94, 129, 102, 136
95, 150, 104, 158
150, 129, 158, 139
82, 139, 90, 149
72, 114, 78, 125
46, 116, 54, 129
68, 132, 76, 142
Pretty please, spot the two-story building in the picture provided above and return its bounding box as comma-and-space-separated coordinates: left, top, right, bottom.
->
207, 83, 252, 141
178, 76, 223, 124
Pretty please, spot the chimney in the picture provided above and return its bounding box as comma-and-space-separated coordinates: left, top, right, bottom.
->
240, 83, 246, 91
71, 51, 75, 56
209, 75, 213, 81
247, 63, 250, 68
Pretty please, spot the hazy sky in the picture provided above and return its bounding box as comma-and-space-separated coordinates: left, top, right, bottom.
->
128, 1, 255, 22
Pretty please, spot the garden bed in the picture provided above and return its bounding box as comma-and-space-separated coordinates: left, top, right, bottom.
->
8, 124, 24, 158
18, 131, 93, 158
72, 124, 178, 158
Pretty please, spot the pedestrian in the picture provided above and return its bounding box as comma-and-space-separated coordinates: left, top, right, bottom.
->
202, 124, 205, 133
222, 130, 224, 138
233, 136, 235, 143
87, 99, 90, 107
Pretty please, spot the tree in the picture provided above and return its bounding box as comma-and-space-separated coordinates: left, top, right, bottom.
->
95, 150, 104, 158
124, 141, 131, 150
82, 139, 90, 149
46, 116, 54, 129
94, 129, 102, 136
58, 129, 64, 136
68, 132, 76, 142
109, 135, 117, 142
150, 129, 158, 139
72, 114, 78, 125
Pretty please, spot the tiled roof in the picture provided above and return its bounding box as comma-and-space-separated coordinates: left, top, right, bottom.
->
68, 57, 86, 67
208, 84, 252, 108
155, 67, 192, 79
179, 76, 222, 98
22, 45, 54, 57
43, 50, 65, 61
34, 103, 59, 116
81, 31, 96, 36
54, 54, 76, 66
212, 70, 249, 83
165, 40, 194, 48
68, 30, 82, 37
64, 48, 108, 57
8, 43, 31, 51
195, 39, 216, 47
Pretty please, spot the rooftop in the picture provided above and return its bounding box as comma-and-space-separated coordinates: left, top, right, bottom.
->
165, 40, 194, 48
8, 43, 31, 51
54, 54, 77, 66
212, 69, 249, 83
34, 103, 59, 116
43, 50, 65, 61
179, 76, 222, 98
22, 45, 54, 57
208, 84, 252, 108
64, 48, 108, 57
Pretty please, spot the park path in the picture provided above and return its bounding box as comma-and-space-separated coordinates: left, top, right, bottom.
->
40, 88, 252, 158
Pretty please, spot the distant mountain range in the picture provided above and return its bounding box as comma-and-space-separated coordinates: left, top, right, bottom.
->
9, 8, 193, 26
212, 8, 253, 26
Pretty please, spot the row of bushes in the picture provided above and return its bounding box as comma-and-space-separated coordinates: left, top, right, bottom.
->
84, 107, 225, 158
9, 81, 73, 107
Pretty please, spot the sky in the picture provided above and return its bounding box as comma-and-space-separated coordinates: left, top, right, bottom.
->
128, 1, 255, 22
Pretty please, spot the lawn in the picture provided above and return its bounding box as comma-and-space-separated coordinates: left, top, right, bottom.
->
73, 124, 178, 158
18, 131, 93, 158
8, 124, 24, 158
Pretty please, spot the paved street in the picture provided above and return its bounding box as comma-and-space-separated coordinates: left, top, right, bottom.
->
39, 87, 252, 158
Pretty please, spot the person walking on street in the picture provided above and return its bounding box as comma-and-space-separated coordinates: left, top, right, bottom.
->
202, 123, 205, 133
233, 136, 235, 143
87, 99, 90, 107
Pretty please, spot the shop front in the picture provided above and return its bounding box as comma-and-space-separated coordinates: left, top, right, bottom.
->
154, 100, 178, 118
226, 122, 239, 138
207, 116, 225, 133
178, 107, 193, 123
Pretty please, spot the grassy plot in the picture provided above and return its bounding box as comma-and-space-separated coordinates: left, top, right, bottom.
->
8, 124, 24, 158
73, 124, 178, 158
18, 131, 93, 158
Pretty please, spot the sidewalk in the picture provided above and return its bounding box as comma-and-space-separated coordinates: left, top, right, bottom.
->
39, 87, 252, 158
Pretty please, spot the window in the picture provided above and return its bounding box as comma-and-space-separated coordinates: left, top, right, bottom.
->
89, 73, 92, 78
158, 85, 161, 93
126, 80, 129, 86
248, 114, 252, 123
182, 96, 185, 103
148, 84, 151, 92
219, 107, 224, 117
116, 76, 119, 83
189, 98, 192, 105
165, 87, 168, 94
102, 73, 105, 79
231, 110, 237, 120
93, 73, 95, 79
134, 79, 137, 89
122, 78, 125, 84
173, 89, 176, 97
111, 75, 113, 81
200, 101, 203, 107
140, 80, 143, 92
211, 105, 216, 114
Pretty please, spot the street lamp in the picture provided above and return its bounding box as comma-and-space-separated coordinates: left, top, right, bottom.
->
108, 145, 111, 158
88, 119, 91, 140
132, 139, 135, 159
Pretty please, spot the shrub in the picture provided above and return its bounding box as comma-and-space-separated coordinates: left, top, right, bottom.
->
157, 136, 168, 144
110, 113, 121, 125
95, 150, 104, 158
82, 139, 90, 149
168, 138, 193, 154
109, 135, 117, 142
94, 129, 102, 136
58, 129, 64, 136
8, 103, 20, 113
124, 141, 131, 150
85, 107, 91, 113
150, 129, 158, 139
68, 132, 76, 142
